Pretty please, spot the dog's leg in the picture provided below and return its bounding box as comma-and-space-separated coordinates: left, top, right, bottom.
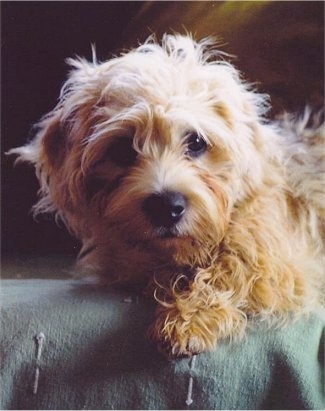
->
149, 276, 247, 357
149, 236, 319, 358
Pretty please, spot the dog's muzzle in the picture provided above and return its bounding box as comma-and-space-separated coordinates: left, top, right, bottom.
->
142, 190, 187, 230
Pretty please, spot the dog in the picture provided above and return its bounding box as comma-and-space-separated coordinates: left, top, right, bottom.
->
10, 34, 325, 357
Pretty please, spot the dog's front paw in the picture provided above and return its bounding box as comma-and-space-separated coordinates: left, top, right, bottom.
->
155, 333, 206, 359
148, 311, 216, 359
149, 292, 247, 359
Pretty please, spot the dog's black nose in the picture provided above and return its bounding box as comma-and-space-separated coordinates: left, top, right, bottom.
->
142, 191, 187, 228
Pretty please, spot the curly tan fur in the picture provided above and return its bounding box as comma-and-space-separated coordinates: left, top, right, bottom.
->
10, 34, 324, 357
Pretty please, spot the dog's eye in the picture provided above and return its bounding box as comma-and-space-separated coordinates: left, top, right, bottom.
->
107, 137, 137, 167
185, 133, 207, 157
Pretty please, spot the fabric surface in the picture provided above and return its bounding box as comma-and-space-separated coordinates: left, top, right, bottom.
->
0, 279, 324, 410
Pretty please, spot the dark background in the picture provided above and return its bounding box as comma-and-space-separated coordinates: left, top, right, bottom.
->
2, 1, 324, 264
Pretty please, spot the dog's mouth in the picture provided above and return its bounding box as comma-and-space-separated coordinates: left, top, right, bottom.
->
152, 226, 180, 239
124, 225, 194, 248
150, 231, 199, 257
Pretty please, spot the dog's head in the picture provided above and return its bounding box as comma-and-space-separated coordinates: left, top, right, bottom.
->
11, 34, 271, 283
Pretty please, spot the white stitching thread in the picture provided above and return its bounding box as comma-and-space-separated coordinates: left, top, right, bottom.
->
185, 354, 197, 406
33, 332, 45, 394
32, 367, 40, 395
185, 376, 194, 406
35, 332, 45, 360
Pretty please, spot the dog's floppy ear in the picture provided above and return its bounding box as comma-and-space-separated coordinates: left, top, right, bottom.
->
8, 55, 104, 237
8, 110, 65, 171
8, 108, 67, 218
39, 110, 67, 169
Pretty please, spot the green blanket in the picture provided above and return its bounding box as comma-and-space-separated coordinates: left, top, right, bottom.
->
1, 279, 324, 410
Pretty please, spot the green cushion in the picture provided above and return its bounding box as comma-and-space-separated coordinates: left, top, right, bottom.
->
1, 279, 324, 410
